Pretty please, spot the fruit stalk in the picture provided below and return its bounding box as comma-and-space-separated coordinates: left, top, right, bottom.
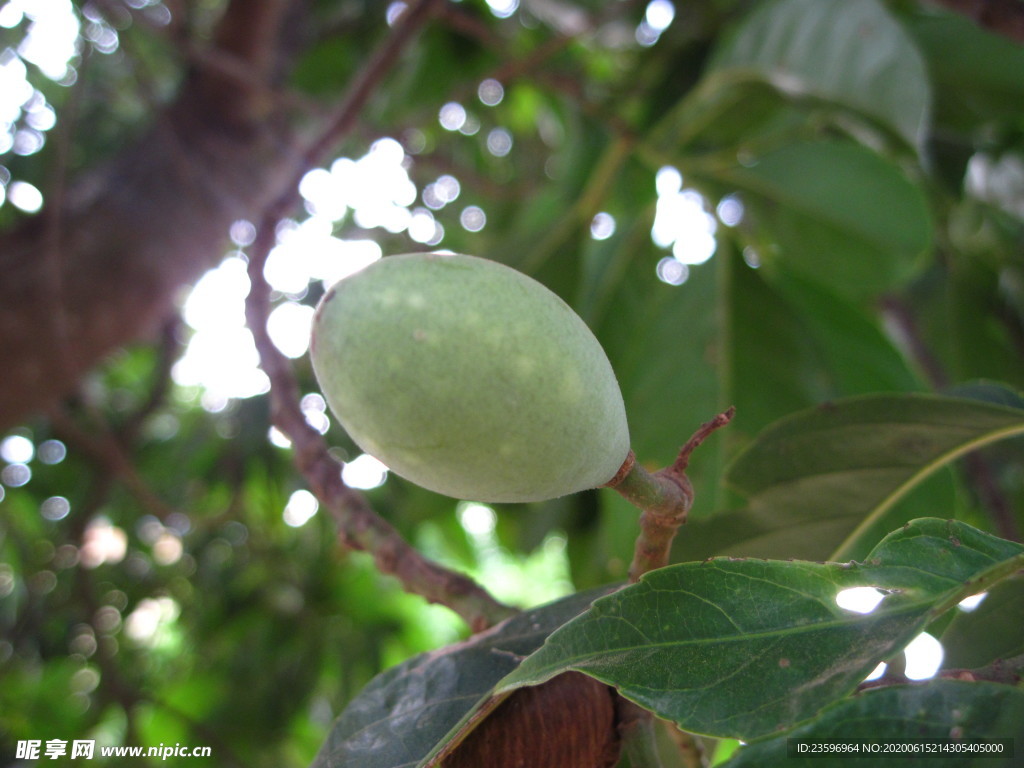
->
607, 407, 735, 582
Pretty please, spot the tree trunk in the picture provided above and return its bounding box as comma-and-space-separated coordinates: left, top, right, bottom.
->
0, 0, 301, 431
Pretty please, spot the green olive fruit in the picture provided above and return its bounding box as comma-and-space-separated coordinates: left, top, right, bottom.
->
310, 252, 629, 503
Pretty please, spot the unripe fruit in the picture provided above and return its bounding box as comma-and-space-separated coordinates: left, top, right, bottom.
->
310, 253, 629, 503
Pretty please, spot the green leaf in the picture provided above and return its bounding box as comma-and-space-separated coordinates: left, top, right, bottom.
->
498, 519, 1024, 741
648, 69, 798, 152
592, 254, 725, 502
904, 9, 1024, 133
724, 390, 1024, 560
770, 271, 922, 396
725, 253, 922, 440
710, 0, 930, 149
728, 252, 833, 433
858, 518, 1024, 605
672, 470, 958, 564
714, 140, 932, 299
721, 679, 1024, 767
309, 587, 611, 768
940, 574, 1024, 670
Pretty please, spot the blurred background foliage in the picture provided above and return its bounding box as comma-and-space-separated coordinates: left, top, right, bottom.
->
1, 0, 1022, 765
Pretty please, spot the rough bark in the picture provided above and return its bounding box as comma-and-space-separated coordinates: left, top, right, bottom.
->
0, 0, 302, 431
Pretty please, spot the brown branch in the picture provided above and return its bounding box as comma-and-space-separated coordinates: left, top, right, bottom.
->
438, 0, 644, 137
232, 1, 515, 629
193, 0, 294, 126
878, 296, 949, 389
857, 652, 1024, 692
47, 406, 177, 522
117, 317, 181, 445
300, 0, 445, 184
231, 0, 515, 631
879, 296, 1020, 542
671, 407, 737, 475
963, 452, 1021, 541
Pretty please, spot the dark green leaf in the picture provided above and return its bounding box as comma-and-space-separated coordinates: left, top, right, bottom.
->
724, 391, 1024, 559
940, 575, 1024, 670
672, 470, 958, 563
716, 140, 932, 299
309, 588, 612, 768
498, 519, 1024, 740
592, 254, 727, 506
711, 0, 930, 149
722, 680, 1024, 768
770, 271, 922, 396
904, 10, 1024, 134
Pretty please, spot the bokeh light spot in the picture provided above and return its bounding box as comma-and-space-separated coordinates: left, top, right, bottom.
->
439, 102, 467, 131
656, 257, 688, 286
342, 454, 388, 490
590, 212, 616, 240
283, 489, 319, 527
460, 205, 486, 232
1, 434, 34, 463
478, 78, 504, 106
486, 127, 512, 157
835, 587, 886, 614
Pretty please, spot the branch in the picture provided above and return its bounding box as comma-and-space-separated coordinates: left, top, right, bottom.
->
47, 406, 178, 522
857, 652, 1024, 692
606, 408, 735, 582
193, 0, 294, 126
299, 0, 445, 181
256, 0, 445, 229
233, 0, 514, 631
879, 296, 1021, 541
439, 0, 643, 138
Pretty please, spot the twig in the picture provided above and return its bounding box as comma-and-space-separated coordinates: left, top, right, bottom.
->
439, 0, 643, 139
857, 652, 1024, 692
40, 23, 94, 413
671, 408, 737, 475
118, 317, 181, 444
880, 296, 1020, 541
47, 406, 177, 522
939, 653, 1024, 685
233, 0, 514, 632
606, 408, 735, 582
878, 296, 948, 389
963, 452, 1021, 541
291, 0, 445, 201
